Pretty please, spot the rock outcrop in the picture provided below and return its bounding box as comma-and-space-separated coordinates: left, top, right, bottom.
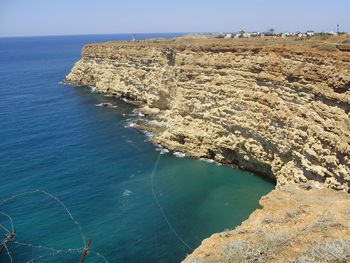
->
183, 186, 350, 263
66, 37, 350, 192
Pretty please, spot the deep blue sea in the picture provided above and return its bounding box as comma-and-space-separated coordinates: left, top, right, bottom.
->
0, 33, 274, 263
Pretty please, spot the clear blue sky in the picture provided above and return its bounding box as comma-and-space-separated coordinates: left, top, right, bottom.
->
1, 0, 349, 37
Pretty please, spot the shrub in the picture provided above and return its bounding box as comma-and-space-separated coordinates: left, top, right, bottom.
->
306, 240, 350, 261
317, 45, 337, 51
215, 35, 225, 39
221, 233, 289, 263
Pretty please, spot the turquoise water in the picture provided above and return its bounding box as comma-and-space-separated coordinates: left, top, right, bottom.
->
0, 34, 274, 263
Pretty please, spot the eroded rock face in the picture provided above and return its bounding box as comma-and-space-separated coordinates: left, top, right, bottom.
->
65, 38, 350, 192
182, 185, 350, 263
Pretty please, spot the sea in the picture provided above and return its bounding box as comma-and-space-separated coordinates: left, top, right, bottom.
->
0, 33, 274, 263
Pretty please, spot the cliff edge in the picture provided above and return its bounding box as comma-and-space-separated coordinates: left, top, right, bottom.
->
65, 36, 350, 262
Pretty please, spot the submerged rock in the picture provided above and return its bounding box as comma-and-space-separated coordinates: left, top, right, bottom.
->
95, 102, 117, 108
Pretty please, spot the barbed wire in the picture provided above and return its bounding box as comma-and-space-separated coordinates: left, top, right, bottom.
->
0, 189, 87, 247
24, 248, 82, 263
0, 190, 109, 263
13, 240, 81, 254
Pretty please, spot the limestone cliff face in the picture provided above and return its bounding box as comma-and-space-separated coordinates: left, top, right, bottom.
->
66, 38, 350, 192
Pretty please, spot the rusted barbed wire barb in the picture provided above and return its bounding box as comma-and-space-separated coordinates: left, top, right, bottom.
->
0, 230, 16, 254
0, 230, 16, 261
79, 239, 91, 263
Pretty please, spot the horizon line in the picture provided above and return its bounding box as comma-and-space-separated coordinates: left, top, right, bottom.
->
0, 32, 191, 38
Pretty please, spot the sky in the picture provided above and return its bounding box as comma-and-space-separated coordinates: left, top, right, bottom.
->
1, 0, 349, 37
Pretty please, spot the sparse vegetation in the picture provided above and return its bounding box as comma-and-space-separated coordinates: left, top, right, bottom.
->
317, 44, 337, 51
288, 240, 350, 262
221, 233, 290, 263
306, 240, 350, 261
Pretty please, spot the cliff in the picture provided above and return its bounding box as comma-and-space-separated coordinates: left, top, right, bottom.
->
65, 36, 350, 262
66, 37, 350, 191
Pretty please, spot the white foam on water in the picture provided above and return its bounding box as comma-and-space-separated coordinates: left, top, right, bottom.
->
89, 86, 96, 92
199, 158, 215, 163
173, 152, 186, 158
144, 131, 154, 138
124, 122, 135, 128
155, 145, 170, 155
122, 189, 133, 196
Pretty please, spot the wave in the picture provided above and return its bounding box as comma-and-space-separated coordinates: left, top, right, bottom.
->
155, 145, 170, 155
173, 152, 186, 158
199, 158, 215, 163
124, 122, 135, 128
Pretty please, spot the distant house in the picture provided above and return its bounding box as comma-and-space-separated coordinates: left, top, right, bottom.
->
306, 30, 315, 36
264, 28, 275, 36
224, 34, 232, 39
233, 30, 251, 38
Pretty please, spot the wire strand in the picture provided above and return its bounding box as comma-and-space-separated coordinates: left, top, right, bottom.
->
4, 243, 13, 263
24, 248, 82, 263
90, 250, 109, 263
150, 153, 193, 251
0, 212, 14, 232
0, 223, 10, 234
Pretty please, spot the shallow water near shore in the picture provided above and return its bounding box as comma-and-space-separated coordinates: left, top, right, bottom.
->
0, 34, 274, 263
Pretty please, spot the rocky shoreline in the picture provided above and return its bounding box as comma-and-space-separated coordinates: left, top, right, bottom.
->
65, 36, 350, 262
